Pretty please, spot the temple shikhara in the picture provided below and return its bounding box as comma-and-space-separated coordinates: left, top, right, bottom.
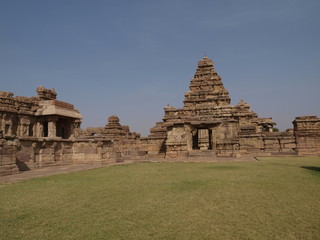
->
1, 56, 319, 176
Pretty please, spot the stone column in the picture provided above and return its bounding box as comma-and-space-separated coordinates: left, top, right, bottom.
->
32, 124, 36, 137
51, 142, 57, 161
97, 142, 103, 160
185, 124, 193, 151
210, 128, 217, 151
48, 117, 58, 138
36, 122, 43, 137
18, 119, 23, 137
19, 118, 30, 137
69, 120, 74, 139
0, 114, 3, 132
17, 124, 22, 137
30, 142, 37, 163
198, 129, 210, 150
73, 119, 82, 138
39, 142, 45, 167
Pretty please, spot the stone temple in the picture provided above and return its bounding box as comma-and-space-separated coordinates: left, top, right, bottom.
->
0, 56, 319, 176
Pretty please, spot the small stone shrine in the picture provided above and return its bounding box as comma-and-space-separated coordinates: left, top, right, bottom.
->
0, 86, 82, 139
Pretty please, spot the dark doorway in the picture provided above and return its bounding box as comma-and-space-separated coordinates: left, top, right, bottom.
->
43, 122, 48, 137
5, 124, 10, 134
29, 124, 33, 137
208, 129, 213, 150
192, 130, 200, 150
56, 118, 69, 139
192, 128, 213, 150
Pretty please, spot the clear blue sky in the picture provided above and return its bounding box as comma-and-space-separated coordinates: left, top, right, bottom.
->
1, 0, 319, 136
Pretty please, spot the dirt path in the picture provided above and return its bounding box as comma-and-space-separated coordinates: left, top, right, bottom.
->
0, 156, 257, 184
0, 164, 108, 184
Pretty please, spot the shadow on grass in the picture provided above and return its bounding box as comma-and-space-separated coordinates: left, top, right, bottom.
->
171, 180, 210, 192
203, 166, 242, 170
301, 166, 320, 172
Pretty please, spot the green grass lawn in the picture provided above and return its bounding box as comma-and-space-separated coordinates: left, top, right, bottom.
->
1, 157, 320, 240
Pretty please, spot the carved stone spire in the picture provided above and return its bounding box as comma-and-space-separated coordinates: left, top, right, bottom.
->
183, 56, 231, 108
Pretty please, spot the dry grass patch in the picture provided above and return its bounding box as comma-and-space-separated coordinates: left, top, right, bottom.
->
0, 157, 320, 240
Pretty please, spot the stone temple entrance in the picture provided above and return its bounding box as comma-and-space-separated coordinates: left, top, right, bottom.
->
192, 129, 213, 150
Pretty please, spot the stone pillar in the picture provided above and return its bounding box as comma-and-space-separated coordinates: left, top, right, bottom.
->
0, 114, 3, 132
210, 128, 217, 151
69, 120, 74, 139
36, 122, 43, 137
39, 142, 45, 167
60, 143, 65, 162
18, 119, 22, 137
48, 117, 58, 138
32, 124, 36, 137
51, 142, 57, 161
185, 125, 193, 151
97, 142, 103, 160
30, 142, 37, 163
73, 119, 82, 138
18, 118, 30, 137
17, 124, 21, 137
198, 129, 210, 150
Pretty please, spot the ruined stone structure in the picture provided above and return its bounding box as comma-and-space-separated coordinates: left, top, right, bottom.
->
0, 87, 148, 176
0, 87, 85, 176
293, 116, 320, 155
148, 56, 320, 158
0, 56, 319, 176
0, 86, 82, 139
78, 115, 147, 161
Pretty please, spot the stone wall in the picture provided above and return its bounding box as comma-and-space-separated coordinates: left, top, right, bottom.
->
166, 125, 189, 158
16, 138, 132, 169
0, 138, 19, 176
238, 131, 297, 156
0, 113, 151, 176
293, 116, 320, 155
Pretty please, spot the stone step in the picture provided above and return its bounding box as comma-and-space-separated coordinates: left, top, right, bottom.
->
72, 158, 117, 165
0, 165, 19, 176
188, 150, 217, 158
39, 161, 61, 168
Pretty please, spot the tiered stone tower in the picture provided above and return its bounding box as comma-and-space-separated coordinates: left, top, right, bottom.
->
149, 56, 279, 158
183, 56, 230, 108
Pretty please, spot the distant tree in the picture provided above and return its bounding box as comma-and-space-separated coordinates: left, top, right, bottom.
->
273, 127, 279, 132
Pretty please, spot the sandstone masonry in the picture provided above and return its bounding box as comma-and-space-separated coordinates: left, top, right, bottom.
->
0, 56, 319, 176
